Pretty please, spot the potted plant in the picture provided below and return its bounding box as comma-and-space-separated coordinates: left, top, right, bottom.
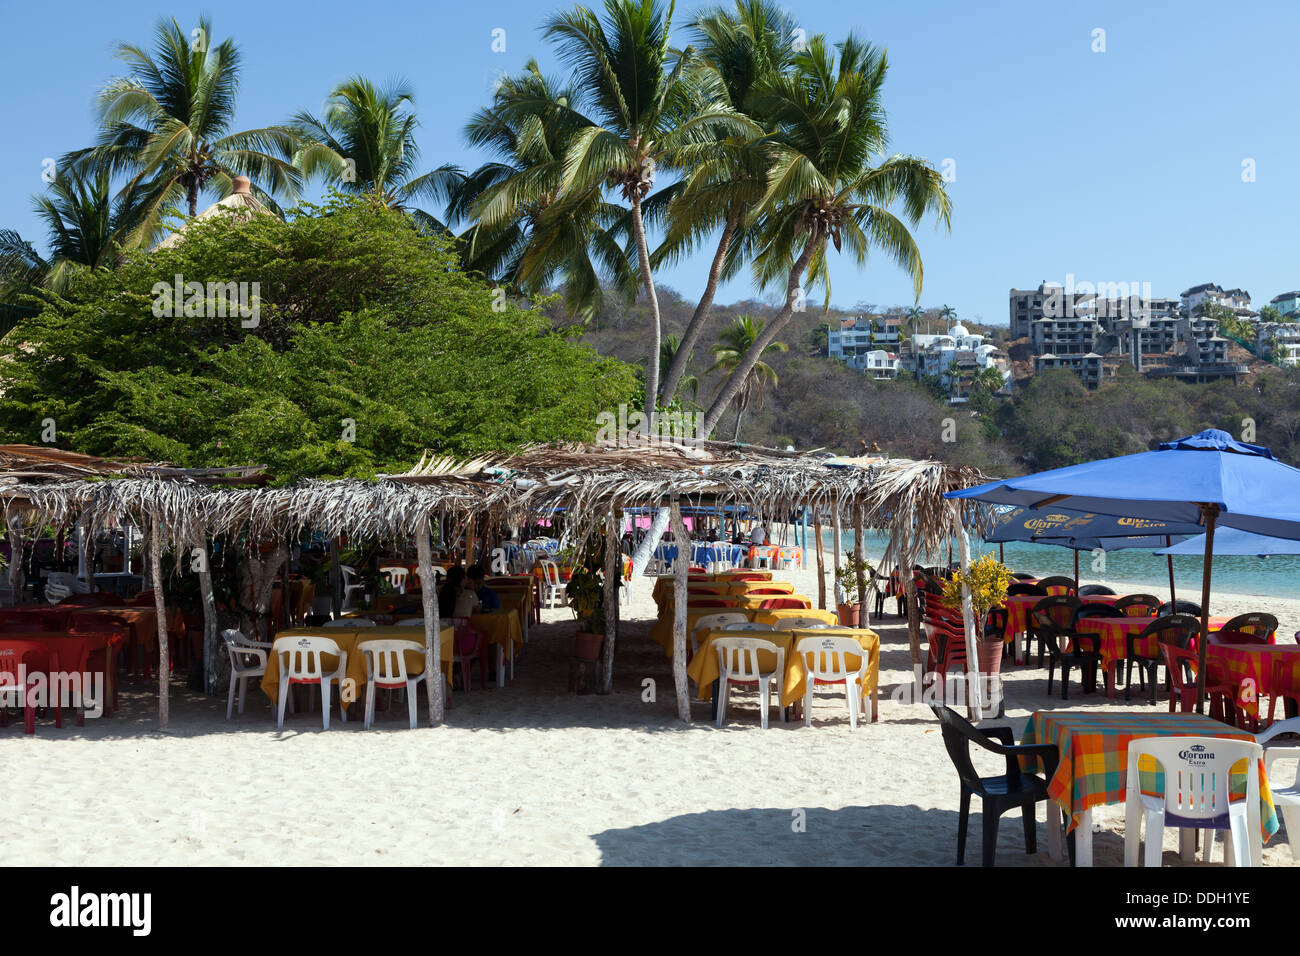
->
942, 554, 1011, 712
834, 554, 875, 626
565, 536, 608, 662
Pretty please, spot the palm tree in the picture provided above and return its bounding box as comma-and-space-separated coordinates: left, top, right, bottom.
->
699, 35, 952, 436
542, 0, 754, 422
938, 303, 957, 330
654, 0, 792, 407
452, 60, 633, 320
643, 334, 699, 400
71, 16, 301, 225
291, 76, 460, 231
904, 305, 924, 335
708, 315, 785, 440
1, 165, 168, 317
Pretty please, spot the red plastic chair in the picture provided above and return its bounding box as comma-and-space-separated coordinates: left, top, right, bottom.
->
1265, 656, 1300, 727
0, 641, 61, 733
1160, 642, 1236, 723
725, 572, 767, 582
745, 587, 788, 595
1208, 629, 1270, 647
449, 617, 488, 691
760, 597, 810, 610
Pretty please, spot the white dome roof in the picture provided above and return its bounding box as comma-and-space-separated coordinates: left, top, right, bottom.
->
950, 322, 970, 336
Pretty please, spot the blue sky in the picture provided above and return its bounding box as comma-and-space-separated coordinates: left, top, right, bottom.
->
2, 0, 1297, 325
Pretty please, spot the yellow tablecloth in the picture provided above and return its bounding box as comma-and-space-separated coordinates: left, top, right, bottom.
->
752, 608, 838, 627
652, 577, 793, 607
687, 627, 880, 709
470, 610, 523, 654
732, 593, 813, 610
261, 626, 454, 705
648, 608, 762, 657
493, 588, 532, 634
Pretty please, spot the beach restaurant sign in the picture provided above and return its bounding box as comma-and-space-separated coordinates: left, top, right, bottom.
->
987, 507, 1183, 542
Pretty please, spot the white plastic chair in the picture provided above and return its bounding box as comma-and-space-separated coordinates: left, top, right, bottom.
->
797, 635, 871, 729
221, 628, 270, 719
722, 621, 775, 631
539, 560, 566, 609
781, 617, 834, 630
338, 565, 367, 611
379, 566, 409, 594
44, 582, 71, 605
1256, 716, 1300, 863
271, 635, 348, 730
749, 546, 776, 570
1123, 736, 1263, 867
691, 612, 749, 656
47, 571, 89, 595
714, 637, 785, 729
361, 639, 426, 730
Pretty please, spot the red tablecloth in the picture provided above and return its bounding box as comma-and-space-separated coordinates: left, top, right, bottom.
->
1071, 616, 1228, 694
1207, 642, 1300, 719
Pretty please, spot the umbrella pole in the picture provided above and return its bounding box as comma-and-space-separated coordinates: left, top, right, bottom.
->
1195, 506, 1219, 714
1073, 550, 1079, 589
1166, 536, 1176, 602
998, 542, 1004, 564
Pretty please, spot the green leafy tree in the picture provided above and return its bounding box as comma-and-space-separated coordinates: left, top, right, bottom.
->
699, 34, 952, 436
0, 196, 638, 480
71, 16, 301, 222
708, 314, 786, 440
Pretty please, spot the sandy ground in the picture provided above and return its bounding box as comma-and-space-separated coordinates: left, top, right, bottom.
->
0, 560, 1296, 866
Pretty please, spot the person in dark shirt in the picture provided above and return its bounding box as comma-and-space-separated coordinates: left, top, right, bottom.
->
466, 565, 499, 610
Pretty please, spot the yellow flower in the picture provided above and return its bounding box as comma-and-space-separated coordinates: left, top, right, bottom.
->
942, 554, 1011, 619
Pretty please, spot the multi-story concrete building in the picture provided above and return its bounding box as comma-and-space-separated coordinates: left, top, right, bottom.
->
1258, 322, 1300, 366
1268, 291, 1300, 318
1181, 282, 1251, 315
827, 317, 901, 376
1035, 352, 1103, 387
1029, 315, 1102, 354
1008, 282, 1097, 339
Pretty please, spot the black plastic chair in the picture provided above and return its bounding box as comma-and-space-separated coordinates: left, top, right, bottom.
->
931, 706, 1062, 866
1114, 593, 1160, 617
1077, 584, 1117, 596
1126, 613, 1200, 703
1159, 599, 1202, 617
986, 607, 1010, 659
1220, 612, 1278, 642
1037, 575, 1078, 595
1029, 596, 1097, 698
1007, 582, 1047, 597
1010, 572, 1038, 580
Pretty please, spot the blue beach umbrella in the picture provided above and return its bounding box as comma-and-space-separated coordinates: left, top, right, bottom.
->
1156, 526, 1300, 557
947, 429, 1300, 709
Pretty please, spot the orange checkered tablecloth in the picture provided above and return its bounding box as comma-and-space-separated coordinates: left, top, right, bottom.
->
1206, 642, 1300, 719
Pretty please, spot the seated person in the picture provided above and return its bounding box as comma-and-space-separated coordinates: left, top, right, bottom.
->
466, 565, 499, 610
749, 520, 767, 545
438, 566, 482, 619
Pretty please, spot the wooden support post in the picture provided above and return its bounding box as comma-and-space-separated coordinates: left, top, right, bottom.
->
151, 522, 170, 729
814, 517, 826, 610
195, 535, 219, 697
670, 497, 690, 723
280, 536, 293, 630
1195, 505, 1218, 714
954, 515, 981, 720
328, 537, 341, 620
7, 517, 23, 605
831, 507, 843, 605
465, 516, 477, 568
417, 518, 444, 726
599, 505, 619, 694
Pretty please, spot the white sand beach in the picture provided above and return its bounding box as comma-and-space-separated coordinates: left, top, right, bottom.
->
0, 562, 1296, 867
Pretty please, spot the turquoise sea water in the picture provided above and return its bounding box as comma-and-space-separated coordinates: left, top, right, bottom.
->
824, 530, 1300, 600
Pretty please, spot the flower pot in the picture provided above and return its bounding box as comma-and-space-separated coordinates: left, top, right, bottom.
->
976, 638, 1005, 718
574, 629, 604, 662
836, 604, 860, 627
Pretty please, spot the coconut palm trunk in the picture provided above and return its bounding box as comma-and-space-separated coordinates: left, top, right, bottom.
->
629, 191, 662, 425
660, 212, 737, 410
702, 238, 817, 436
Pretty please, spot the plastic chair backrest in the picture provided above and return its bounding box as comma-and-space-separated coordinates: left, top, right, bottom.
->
0, 640, 53, 685
1140, 613, 1203, 650
362, 639, 425, 685
761, 597, 808, 610
380, 567, 409, 590
1159, 600, 1202, 617
1126, 736, 1261, 826
723, 621, 775, 631
1114, 594, 1160, 617
1220, 613, 1278, 641
1033, 595, 1082, 632
1038, 576, 1077, 596
1256, 715, 1300, 746
221, 628, 267, 668
692, 613, 748, 635
1075, 604, 1125, 623
783, 616, 831, 629
1159, 642, 1198, 691
1078, 584, 1117, 596
931, 705, 1005, 794
797, 635, 865, 682
540, 560, 561, 588
1007, 582, 1047, 597
714, 637, 782, 682
271, 635, 341, 683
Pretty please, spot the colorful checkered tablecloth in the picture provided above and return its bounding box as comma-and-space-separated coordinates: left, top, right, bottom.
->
1019, 710, 1278, 838
1207, 643, 1300, 720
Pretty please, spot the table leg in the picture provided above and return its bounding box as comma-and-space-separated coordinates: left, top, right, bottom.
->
496, 645, 505, 688
1076, 808, 1094, 867
1047, 801, 1064, 862
710, 678, 720, 721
